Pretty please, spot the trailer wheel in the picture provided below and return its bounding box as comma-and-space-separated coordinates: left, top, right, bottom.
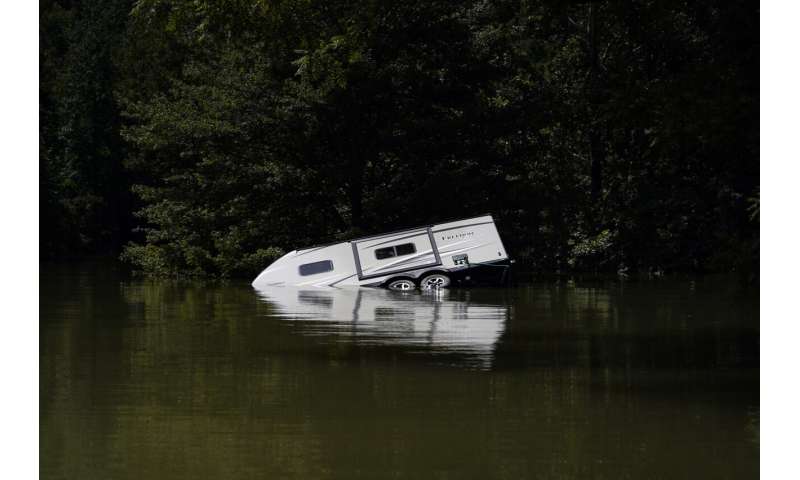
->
419, 272, 451, 290
387, 278, 417, 291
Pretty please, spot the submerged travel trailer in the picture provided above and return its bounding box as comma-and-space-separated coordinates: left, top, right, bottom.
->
252, 214, 512, 290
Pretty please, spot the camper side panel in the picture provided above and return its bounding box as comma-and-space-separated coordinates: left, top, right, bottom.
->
432, 215, 508, 268
252, 242, 357, 288
353, 228, 441, 279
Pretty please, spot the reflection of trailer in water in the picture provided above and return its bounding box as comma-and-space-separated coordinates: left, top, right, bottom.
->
252, 214, 512, 290
254, 287, 508, 366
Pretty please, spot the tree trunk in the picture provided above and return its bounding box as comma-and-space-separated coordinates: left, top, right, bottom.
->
587, 2, 604, 202
590, 129, 604, 201
349, 174, 364, 230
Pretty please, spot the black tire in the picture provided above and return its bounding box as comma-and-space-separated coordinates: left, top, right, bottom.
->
419, 272, 451, 290
386, 278, 417, 291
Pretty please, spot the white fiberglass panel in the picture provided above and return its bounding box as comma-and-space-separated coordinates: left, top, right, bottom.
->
354, 229, 440, 279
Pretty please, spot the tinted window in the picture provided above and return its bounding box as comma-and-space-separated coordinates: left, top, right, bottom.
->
298, 260, 334, 276
395, 243, 416, 256
374, 243, 416, 260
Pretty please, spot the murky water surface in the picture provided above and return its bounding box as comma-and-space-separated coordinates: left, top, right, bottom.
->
41, 263, 758, 479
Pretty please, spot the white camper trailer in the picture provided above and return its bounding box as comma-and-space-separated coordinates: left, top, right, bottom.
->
251, 214, 512, 290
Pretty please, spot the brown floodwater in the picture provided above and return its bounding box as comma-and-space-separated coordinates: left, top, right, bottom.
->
40, 262, 759, 479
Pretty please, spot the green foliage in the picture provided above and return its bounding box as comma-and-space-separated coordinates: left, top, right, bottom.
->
40, 0, 134, 257
41, 0, 759, 276
747, 187, 760, 222
569, 229, 616, 270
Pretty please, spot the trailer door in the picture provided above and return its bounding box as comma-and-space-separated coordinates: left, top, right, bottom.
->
352, 227, 441, 280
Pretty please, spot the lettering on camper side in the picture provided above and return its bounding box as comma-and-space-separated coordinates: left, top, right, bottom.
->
441, 231, 475, 241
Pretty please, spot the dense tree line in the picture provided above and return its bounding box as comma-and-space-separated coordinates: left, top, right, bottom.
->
40, 0, 759, 276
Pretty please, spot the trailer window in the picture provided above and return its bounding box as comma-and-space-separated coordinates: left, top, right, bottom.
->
395, 243, 416, 256
298, 260, 334, 276
375, 243, 416, 260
